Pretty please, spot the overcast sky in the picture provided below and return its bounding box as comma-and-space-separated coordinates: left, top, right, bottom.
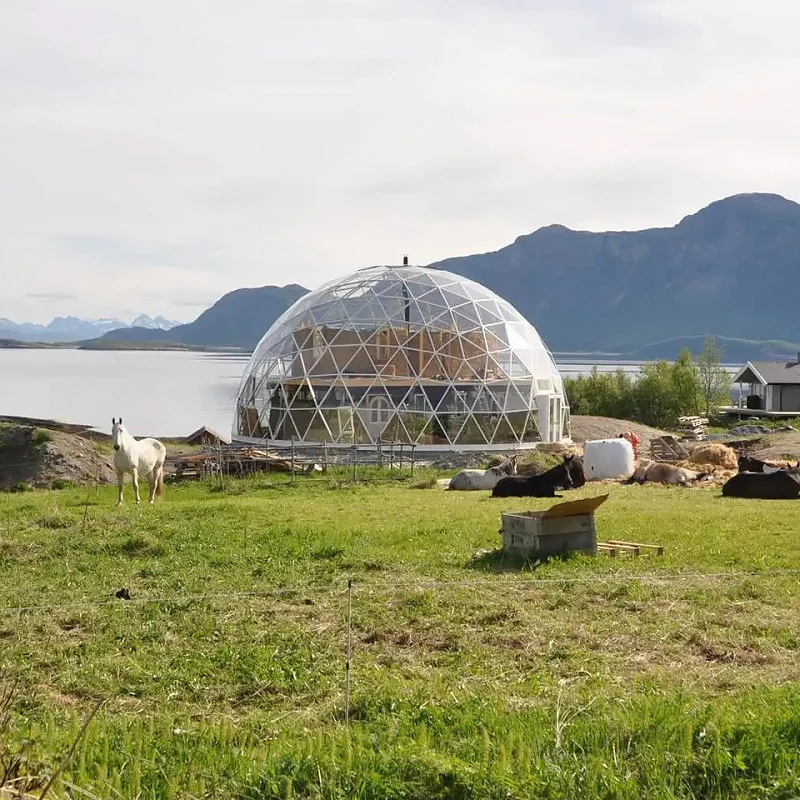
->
2, 0, 799, 324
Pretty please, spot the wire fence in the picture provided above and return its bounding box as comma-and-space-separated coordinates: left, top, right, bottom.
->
175, 438, 421, 485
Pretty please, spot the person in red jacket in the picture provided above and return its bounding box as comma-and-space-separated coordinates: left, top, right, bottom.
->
619, 431, 640, 459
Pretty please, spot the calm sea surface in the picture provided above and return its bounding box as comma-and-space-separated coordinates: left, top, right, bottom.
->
0, 350, 740, 437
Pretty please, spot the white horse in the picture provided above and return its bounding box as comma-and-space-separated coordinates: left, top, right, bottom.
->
111, 417, 167, 505
447, 455, 518, 491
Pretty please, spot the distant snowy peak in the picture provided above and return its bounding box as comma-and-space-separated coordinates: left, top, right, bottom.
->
0, 313, 183, 342
46, 316, 128, 334
130, 314, 181, 330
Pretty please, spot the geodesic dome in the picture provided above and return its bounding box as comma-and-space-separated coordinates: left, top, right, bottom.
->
233, 265, 569, 449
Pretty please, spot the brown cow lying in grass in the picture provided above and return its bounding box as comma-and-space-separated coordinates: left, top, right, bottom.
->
625, 460, 710, 487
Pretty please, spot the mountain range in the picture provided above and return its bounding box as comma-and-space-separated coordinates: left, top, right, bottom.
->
0, 314, 181, 343
6, 192, 800, 360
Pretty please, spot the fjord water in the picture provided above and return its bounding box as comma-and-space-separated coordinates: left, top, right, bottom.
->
0, 349, 734, 437
0, 349, 252, 437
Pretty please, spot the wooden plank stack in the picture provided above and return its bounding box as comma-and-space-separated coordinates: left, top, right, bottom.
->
678, 416, 709, 441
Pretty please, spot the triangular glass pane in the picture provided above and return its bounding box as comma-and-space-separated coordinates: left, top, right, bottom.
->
483, 353, 507, 382
439, 286, 472, 312
506, 351, 532, 379
492, 415, 519, 445
317, 408, 352, 443
452, 308, 482, 334
418, 350, 449, 382
428, 414, 450, 445
382, 412, 413, 444
453, 413, 490, 445
519, 411, 541, 443
504, 411, 530, 442
473, 301, 503, 327
505, 382, 530, 413
279, 409, 305, 441
350, 413, 370, 445
432, 386, 469, 415
238, 404, 264, 437
286, 380, 316, 410
483, 322, 509, 349
403, 386, 435, 414
468, 385, 503, 414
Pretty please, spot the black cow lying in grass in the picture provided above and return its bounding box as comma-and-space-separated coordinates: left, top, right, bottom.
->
492, 455, 574, 498
722, 466, 800, 499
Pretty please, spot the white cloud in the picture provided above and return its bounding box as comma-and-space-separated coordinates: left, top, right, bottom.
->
1, 0, 799, 322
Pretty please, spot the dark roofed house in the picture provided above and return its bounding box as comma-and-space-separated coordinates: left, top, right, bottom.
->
730, 355, 800, 416
185, 426, 230, 447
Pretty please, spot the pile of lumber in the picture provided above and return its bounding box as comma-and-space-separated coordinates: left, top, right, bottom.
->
678, 416, 709, 441
170, 448, 322, 480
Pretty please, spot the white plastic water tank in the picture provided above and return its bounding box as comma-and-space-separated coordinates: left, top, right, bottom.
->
583, 438, 635, 481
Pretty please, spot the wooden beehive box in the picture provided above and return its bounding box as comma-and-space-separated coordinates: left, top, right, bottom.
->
500, 494, 609, 558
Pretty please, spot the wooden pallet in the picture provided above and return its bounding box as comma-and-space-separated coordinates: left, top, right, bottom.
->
597, 540, 665, 557
649, 435, 688, 462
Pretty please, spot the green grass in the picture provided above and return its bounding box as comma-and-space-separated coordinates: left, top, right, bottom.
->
0, 473, 799, 798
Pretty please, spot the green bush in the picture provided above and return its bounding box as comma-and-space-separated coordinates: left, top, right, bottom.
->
564, 337, 730, 428
563, 345, 732, 429
31, 428, 53, 446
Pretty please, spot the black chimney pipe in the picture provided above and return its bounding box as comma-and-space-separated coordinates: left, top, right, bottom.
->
402, 255, 408, 266
402, 281, 410, 324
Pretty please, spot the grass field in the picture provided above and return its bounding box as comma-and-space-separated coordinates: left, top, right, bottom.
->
0, 469, 799, 799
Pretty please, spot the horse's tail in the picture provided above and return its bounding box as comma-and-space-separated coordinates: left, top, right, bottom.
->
155, 443, 167, 498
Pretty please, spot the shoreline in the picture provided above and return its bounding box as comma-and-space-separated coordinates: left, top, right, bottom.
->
0, 338, 249, 354
0, 414, 194, 443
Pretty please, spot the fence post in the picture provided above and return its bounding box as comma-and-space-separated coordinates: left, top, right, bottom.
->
351, 445, 357, 483
291, 436, 296, 484
398, 442, 403, 472
323, 440, 328, 473
345, 578, 352, 725
377, 439, 383, 470
410, 444, 415, 476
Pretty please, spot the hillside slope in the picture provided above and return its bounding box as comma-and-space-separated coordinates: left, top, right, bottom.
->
100, 284, 307, 349
430, 192, 800, 351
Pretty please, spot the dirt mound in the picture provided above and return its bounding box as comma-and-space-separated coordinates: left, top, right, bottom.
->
570, 416, 669, 453
0, 424, 115, 490
750, 430, 800, 464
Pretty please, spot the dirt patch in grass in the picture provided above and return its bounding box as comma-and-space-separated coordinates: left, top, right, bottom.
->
750, 430, 800, 462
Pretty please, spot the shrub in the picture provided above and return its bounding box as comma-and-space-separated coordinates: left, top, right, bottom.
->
31, 428, 53, 446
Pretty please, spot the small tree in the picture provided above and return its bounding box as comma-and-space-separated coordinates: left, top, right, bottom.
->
670, 348, 700, 418
633, 360, 676, 428
696, 336, 731, 415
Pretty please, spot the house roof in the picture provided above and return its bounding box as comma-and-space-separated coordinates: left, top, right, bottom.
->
733, 360, 800, 385
185, 425, 230, 444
